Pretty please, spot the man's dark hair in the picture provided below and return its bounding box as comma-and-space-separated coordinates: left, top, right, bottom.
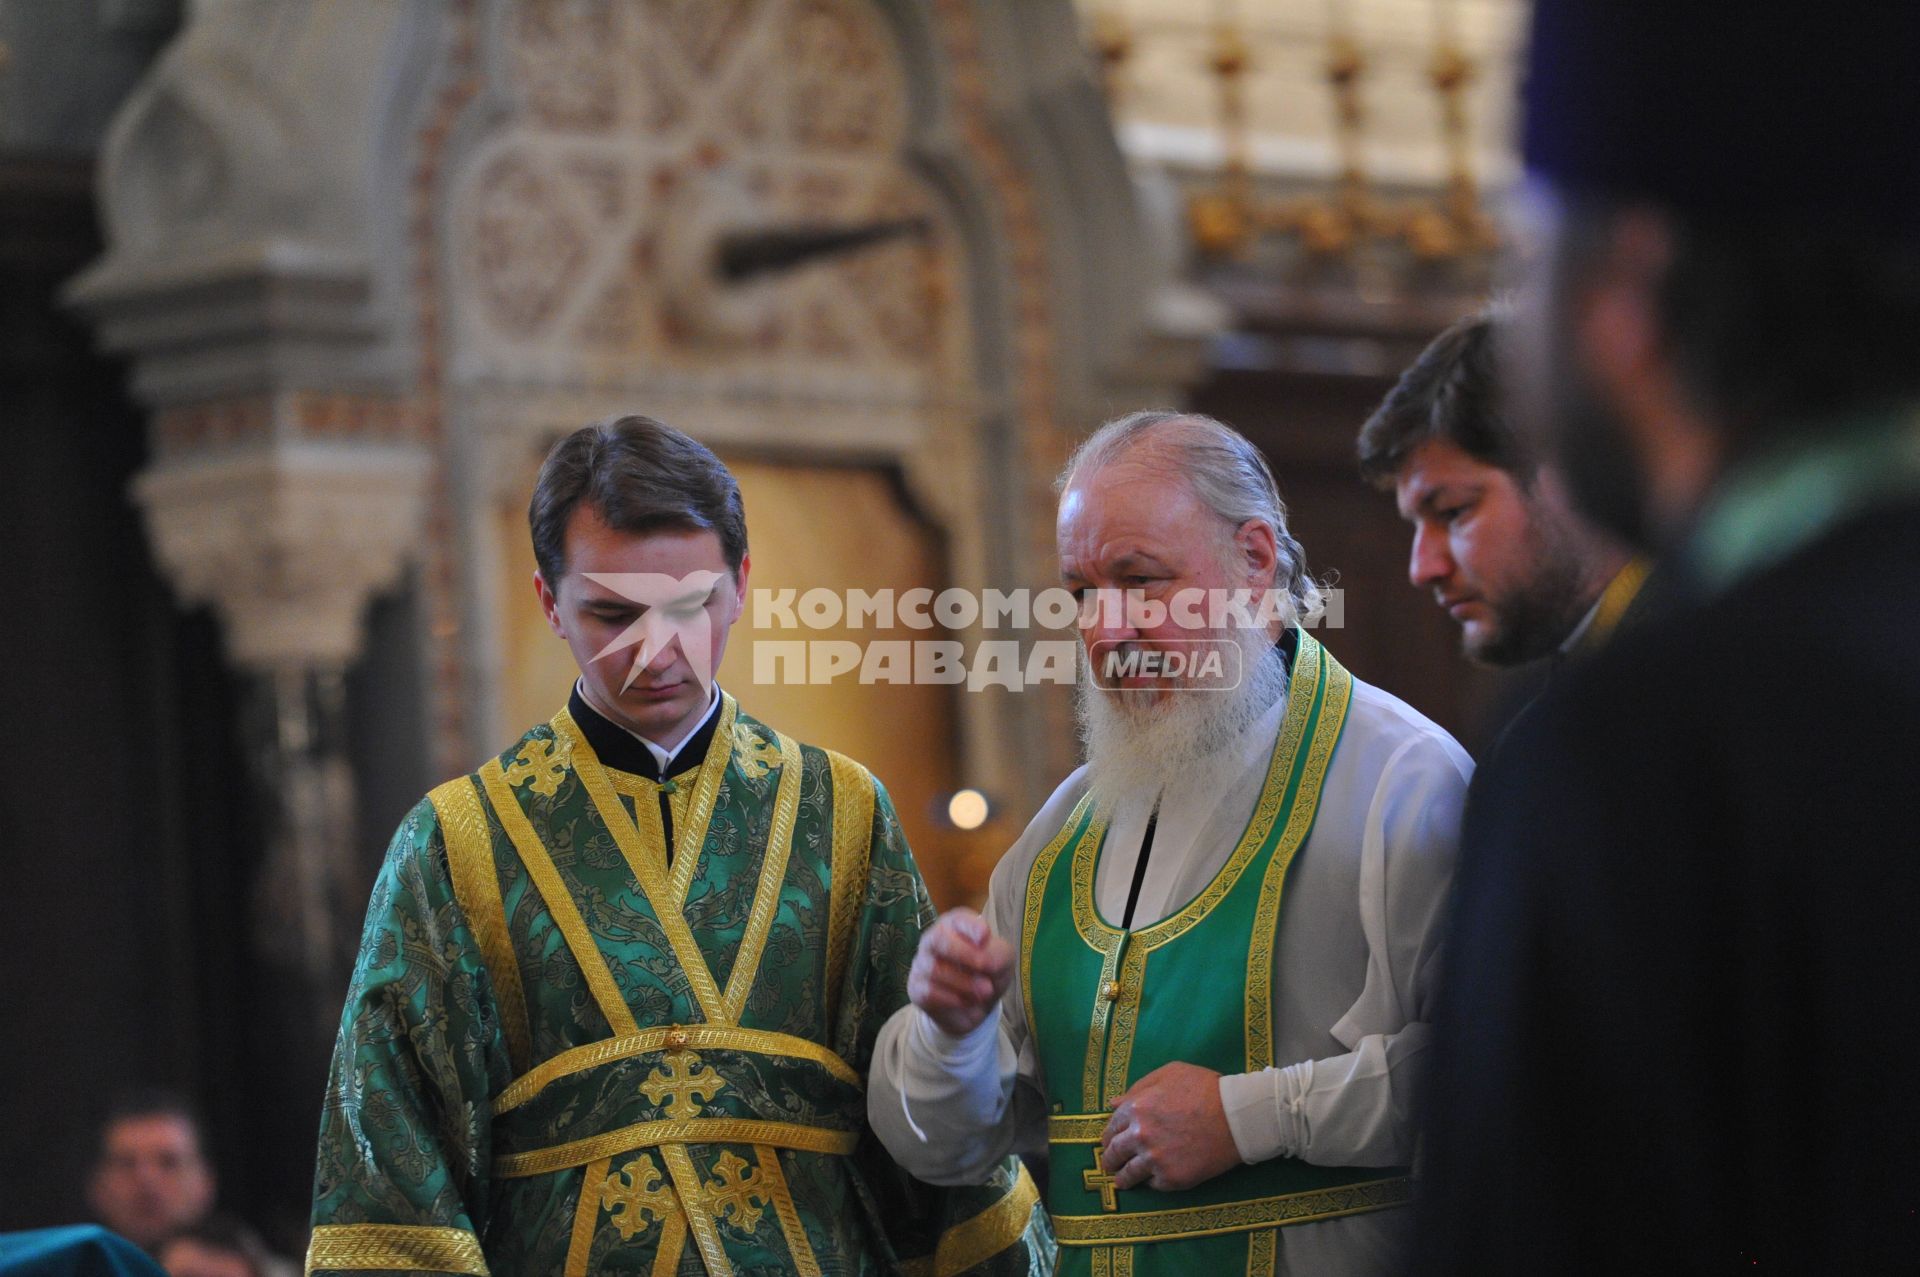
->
1356, 307, 1530, 489
529, 415, 748, 583
92, 1088, 206, 1166
1558, 202, 1920, 456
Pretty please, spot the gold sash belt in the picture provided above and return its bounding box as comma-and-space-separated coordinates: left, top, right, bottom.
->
1050, 1176, 1415, 1246
493, 1116, 859, 1179
493, 1024, 860, 1116
1046, 1113, 1111, 1144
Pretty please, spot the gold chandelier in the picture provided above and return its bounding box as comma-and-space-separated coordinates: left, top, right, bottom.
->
1090, 0, 1500, 263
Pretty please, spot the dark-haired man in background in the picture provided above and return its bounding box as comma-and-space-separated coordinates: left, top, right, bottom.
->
86, 1092, 216, 1255
85, 1094, 296, 1277
1419, 2, 1920, 1271
1358, 307, 1636, 670
308, 416, 1048, 1275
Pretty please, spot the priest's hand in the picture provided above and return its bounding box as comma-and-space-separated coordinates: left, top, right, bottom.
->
909, 908, 1015, 1037
1100, 1061, 1243, 1192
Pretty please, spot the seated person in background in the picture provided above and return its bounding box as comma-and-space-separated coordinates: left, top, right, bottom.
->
154, 1217, 265, 1277
84, 1092, 294, 1277
86, 1091, 215, 1254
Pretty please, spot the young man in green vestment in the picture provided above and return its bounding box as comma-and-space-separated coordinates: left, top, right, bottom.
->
869, 413, 1474, 1276
306, 416, 1050, 1276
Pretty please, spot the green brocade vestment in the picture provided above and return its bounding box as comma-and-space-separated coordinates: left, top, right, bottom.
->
308, 695, 1050, 1277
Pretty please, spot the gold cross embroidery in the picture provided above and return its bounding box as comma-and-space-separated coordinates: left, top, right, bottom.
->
730, 723, 782, 780
642, 1051, 726, 1121
1083, 1164, 1120, 1211
697, 1150, 769, 1234
599, 1153, 677, 1240
504, 738, 567, 797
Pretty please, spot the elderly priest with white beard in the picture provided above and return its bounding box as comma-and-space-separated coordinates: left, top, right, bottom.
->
869, 412, 1473, 1277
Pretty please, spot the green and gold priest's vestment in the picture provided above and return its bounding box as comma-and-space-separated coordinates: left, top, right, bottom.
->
308, 692, 1049, 1276
1025, 639, 1409, 1277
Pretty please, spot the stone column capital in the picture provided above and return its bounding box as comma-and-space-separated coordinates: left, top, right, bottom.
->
134, 441, 432, 671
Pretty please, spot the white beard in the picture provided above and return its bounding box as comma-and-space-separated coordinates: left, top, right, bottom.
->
1075, 627, 1289, 813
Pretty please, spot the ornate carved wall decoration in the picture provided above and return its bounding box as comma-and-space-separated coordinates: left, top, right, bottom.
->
444, 0, 968, 442
72, 0, 1215, 908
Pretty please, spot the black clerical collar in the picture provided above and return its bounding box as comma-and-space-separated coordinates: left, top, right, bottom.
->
1277, 625, 1299, 675
567, 685, 723, 782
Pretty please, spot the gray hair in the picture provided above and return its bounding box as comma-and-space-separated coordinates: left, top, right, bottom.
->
1057, 410, 1324, 623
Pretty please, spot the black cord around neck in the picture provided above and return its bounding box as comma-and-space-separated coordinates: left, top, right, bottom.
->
1120, 806, 1159, 930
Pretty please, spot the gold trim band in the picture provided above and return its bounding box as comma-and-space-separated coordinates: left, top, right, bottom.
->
1051, 1176, 1414, 1245
1590, 556, 1651, 645
429, 776, 533, 1074
757, 1145, 826, 1277
563, 1157, 609, 1277
556, 709, 730, 1020
661, 1142, 733, 1277
1249, 1227, 1276, 1277
480, 754, 643, 1038
494, 1024, 861, 1115
305, 1224, 490, 1274
1046, 1114, 1110, 1145
823, 750, 875, 1026
931, 1163, 1042, 1275
493, 1117, 860, 1179
1019, 793, 1094, 1049
668, 695, 740, 906
720, 730, 803, 1021
650, 1210, 688, 1277
1245, 638, 1350, 1071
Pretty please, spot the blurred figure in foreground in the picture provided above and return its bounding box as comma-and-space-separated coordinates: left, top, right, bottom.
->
1419, 2, 1920, 1272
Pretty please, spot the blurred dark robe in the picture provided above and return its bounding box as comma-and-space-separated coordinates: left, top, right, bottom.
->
1418, 488, 1920, 1271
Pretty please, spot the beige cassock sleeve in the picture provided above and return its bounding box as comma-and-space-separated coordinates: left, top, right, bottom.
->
1217, 728, 1471, 1168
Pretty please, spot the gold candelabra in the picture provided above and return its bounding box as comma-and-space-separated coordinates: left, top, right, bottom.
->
1087, 0, 1500, 264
